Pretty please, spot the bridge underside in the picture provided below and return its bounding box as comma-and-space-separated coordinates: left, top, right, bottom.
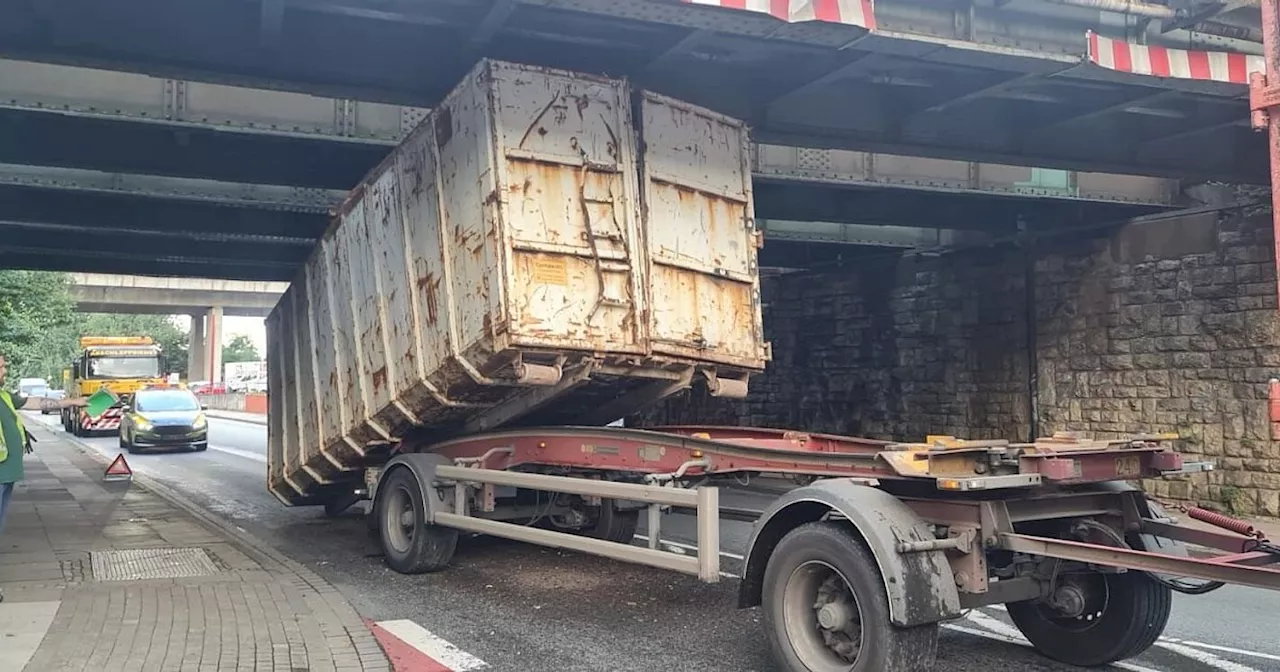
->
0, 0, 1264, 281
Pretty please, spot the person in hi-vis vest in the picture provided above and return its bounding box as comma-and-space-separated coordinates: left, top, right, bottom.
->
0, 353, 88, 601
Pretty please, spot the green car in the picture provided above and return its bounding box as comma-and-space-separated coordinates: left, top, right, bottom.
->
119, 388, 209, 453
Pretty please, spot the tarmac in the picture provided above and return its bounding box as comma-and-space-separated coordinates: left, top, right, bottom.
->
0, 422, 391, 672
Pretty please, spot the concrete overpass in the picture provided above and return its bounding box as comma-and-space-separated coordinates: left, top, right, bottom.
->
70, 273, 285, 383
0, 0, 1261, 282
71, 273, 285, 317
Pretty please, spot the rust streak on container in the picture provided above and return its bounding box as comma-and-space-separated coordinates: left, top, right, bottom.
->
371, 366, 388, 392
417, 271, 441, 325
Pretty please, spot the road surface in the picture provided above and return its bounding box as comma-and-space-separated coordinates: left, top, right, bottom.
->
27, 411, 1280, 672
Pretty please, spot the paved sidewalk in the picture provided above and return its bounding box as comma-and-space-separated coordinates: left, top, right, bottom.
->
204, 409, 266, 426
0, 424, 389, 672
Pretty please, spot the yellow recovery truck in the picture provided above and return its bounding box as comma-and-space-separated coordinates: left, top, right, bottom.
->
61, 336, 166, 436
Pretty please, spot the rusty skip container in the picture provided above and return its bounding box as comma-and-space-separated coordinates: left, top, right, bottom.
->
267, 60, 769, 505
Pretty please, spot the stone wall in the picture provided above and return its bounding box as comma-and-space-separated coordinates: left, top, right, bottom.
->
639, 248, 1033, 441
1035, 211, 1280, 516
636, 211, 1280, 516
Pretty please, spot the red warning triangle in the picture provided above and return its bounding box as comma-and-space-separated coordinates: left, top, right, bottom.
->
104, 453, 133, 480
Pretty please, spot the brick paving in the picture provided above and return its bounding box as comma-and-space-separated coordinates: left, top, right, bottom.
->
0, 424, 389, 672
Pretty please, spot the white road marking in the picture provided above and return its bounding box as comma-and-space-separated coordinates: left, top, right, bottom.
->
1156, 641, 1262, 672
945, 619, 1162, 672
632, 534, 746, 561
1163, 639, 1280, 664
208, 444, 267, 463
374, 619, 489, 671
0, 601, 60, 672
964, 610, 1024, 641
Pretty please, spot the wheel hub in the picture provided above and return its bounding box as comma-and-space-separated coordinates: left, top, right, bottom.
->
816, 600, 853, 630
1048, 584, 1087, 619
813, 573, 862, 663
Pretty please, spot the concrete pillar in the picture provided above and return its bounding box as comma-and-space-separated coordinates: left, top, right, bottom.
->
188, 313, 206, 382
207, 306, 224, 384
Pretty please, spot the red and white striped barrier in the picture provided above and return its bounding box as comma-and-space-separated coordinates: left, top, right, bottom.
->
81, 407, 123, 432
682, 0, 876, 30
1087, 30, 1264, 85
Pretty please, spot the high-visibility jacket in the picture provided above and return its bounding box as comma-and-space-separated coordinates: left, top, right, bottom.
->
0, 390, 25, 463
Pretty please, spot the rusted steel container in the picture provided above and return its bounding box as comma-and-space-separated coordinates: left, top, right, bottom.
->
267, 60, 768, 505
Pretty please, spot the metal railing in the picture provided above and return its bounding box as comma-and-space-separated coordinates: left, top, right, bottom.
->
432, 465, 722, 582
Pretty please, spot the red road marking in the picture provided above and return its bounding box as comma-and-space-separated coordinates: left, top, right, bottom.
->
366, 619, 453, 672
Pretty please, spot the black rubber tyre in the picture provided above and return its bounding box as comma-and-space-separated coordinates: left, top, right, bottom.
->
377, 467, 457, 574
1007, 570, 1172, 667
584, 501, 639, 543
762, 521, 938, 672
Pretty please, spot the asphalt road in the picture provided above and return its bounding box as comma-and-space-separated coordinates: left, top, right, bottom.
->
27, 411, 1280, 672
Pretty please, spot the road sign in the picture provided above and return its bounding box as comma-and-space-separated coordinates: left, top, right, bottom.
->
103, 453, 133, 482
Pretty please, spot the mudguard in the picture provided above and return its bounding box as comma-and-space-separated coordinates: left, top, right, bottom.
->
739, 480, 962, 627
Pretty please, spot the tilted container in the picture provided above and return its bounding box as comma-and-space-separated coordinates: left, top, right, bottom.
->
267, 60, 768, 505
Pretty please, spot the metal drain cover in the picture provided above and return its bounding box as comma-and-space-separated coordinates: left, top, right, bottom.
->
90, 548, 221, 581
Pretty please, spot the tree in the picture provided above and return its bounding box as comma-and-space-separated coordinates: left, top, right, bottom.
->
222, 334, 261, 364
0, 271, 82, 382
80, 313, 189, 377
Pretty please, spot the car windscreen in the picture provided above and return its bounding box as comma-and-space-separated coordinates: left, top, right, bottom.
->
135, 391, 201, 413
88, 357, 161, 379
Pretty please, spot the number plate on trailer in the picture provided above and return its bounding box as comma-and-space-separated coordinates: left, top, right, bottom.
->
1115, 455, 1142, 478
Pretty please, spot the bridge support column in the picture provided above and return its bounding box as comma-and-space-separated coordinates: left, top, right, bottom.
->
207, 306, 224, 384
186, 306, 224, 383
188, 313, 206, 382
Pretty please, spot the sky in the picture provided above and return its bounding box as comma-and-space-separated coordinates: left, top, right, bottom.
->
172, 314, 267, 354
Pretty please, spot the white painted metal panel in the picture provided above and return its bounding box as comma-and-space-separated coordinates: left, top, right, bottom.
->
491, 63, 645, 353
308, 244, 346, 459
395, 130, 453, 393
267, 61, 768, 504
641, 92, 765, 369
181, 81, 339, 135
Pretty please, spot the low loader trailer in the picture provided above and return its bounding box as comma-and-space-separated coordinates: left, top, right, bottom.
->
268, 58, 1280, 671
364, 425, 1280, 671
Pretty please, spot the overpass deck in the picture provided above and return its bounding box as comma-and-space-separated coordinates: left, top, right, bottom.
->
0, 0, 1267, 280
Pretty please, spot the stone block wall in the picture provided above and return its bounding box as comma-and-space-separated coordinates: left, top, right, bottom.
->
636, 210, 1280, 516
640, 248, 1033, 441
1035, 211, 1280, 516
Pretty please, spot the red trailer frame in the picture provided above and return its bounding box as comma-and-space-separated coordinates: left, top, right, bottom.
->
363, 423, 1280, 671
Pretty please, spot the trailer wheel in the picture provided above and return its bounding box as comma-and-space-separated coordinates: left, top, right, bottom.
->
1007, 569, 1171, 666
585, 502, 638, 543
377, 468, 457, 574
762, 521, 938, 672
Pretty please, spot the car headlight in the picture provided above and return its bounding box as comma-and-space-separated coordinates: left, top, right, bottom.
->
133, 416, 152, 431
193, 413, 207, 429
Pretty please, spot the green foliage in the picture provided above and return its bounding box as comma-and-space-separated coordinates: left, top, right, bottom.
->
0, 271, 81, 382
222, 334, 261, 365
0, 271, 191, 384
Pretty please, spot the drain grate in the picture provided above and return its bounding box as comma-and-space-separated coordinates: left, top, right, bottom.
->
90, 547, 221, 581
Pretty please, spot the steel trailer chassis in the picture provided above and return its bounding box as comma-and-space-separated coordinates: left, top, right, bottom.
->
361, 425, 1280, 671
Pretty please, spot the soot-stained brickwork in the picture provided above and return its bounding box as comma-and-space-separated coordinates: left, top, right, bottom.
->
637, 211, 1280, 515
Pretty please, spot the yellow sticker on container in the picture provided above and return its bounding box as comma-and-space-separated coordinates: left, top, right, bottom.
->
530, 256, 569, 286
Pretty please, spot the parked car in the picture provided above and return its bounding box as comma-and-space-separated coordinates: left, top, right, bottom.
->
40, 389, 65, 415
119, 387, 209, 453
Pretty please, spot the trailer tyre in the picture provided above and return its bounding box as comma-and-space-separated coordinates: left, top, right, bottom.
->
377, 468, 457, 575
1007, 569, 1172, 667
762, 521, 938, 672
585, 502, 639, 544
